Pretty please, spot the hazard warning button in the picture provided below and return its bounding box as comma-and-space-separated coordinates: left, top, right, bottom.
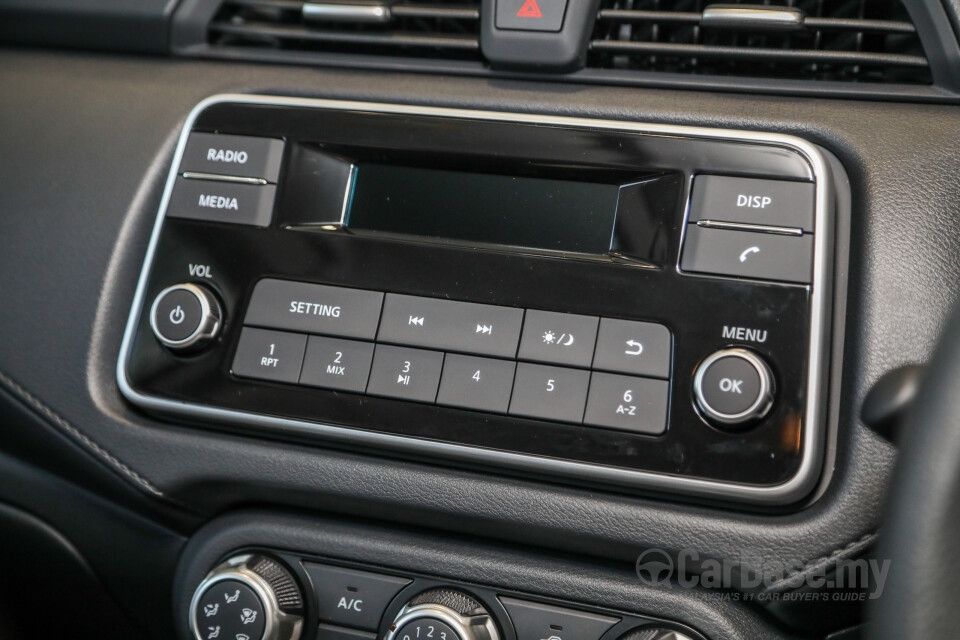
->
495, 0, 568, 32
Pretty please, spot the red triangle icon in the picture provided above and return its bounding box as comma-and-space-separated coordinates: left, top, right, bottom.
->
516, 0, 543, 18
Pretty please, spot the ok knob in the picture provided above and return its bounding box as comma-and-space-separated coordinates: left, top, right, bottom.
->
190, 554, 304, 640
386, 589, 500, 640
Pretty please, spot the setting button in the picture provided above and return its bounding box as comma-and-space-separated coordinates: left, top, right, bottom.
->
299, 336, 374, 393
366, 345, 444, 402
194, 579, 266, 640
245, 279, 384, 340
304, 563, 411, 632
518, 310, 598, 368
150, 283, 222, 351
509, 363, 589, 424
694, 348, 775, 428
232, 328, 307, 384
377, 294, 523, 358
583, 372, 669, 435
592, 318, 672, 379
690, 175, 815, 231
180, 133, 285, 182
437, 354, 516, 414
680, 225, 814, 284
167, 177, 277, 227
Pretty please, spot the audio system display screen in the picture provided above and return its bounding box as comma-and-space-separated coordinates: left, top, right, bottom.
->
346, 164, 622, 254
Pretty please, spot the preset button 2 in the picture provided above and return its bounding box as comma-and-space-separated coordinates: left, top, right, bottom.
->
299, 336, 374, 392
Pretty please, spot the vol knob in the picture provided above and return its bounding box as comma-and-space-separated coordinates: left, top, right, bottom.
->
150, 283, 222, 352
189, 554, 304, 640
386, 589, 499, 640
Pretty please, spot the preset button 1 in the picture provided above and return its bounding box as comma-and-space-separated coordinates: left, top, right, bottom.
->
232, 328, 307, 384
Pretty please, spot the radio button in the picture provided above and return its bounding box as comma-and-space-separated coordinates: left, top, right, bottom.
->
690, 175, 814, 231
366, 345, 444, 403
592, 319, 672, 379
245, 279, 384, 340
180, 133, 285, 182
232, 328, 307, 384
518, 310, 599, 368
680, 225, 814, 284
583, 372, 669, 434
167, 177, 277, 227
299, 336, 374, 393
437, 354, 516, 414
509, 363, 589, 424
377, 294, 523, 359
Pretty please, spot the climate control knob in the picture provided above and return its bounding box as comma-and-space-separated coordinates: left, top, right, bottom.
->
150, 283, 222, 352
693, 347, 775, 428
189, 554, 304, 640
386, 589, 499, 640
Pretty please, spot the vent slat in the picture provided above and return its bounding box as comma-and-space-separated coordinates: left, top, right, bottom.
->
210, 21, 480, 50
588, 0, 931, 84
589, 40, 928, 68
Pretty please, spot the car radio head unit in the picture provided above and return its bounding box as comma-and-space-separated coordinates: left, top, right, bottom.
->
118, 95, 844, 506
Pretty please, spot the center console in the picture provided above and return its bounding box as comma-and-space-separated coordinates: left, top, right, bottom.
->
118, 95, 845, 505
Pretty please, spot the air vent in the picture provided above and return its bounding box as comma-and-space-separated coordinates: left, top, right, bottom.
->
208, 0, 482, 60
588, 0, 932, 84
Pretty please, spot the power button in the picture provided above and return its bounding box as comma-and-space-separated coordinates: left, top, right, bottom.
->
693, 348, 775, 428
150, 283, 222, 352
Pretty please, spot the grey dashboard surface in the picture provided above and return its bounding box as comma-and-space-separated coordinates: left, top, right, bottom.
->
1, 48, 958, 587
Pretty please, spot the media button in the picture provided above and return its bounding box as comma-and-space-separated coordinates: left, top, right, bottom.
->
167, 177, 276, 227
509, 363, 589, 424
299, 336, 375, 393
377, 294, 523, 358
244, 279, 384, 340
231, 327, 307, 384
518, 309, 598, 368
366, 345, 444, 403
583, 372, 669, 434
592, 318, 672, 379
437, 354, 516, 414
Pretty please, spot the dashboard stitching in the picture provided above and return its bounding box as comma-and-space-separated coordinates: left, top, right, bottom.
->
0, 368, 165, 497
761, 530, 879, 592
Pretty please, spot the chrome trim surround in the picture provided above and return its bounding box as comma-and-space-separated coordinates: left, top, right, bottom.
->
695, 219, 805, 236
117, 94, 837, 505
693, 348, 776, 426
701, 4, 806, 31
182, 171, 269, 185
302, 2, 393, 23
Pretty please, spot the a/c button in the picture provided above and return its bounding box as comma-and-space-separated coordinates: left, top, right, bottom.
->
305, 564, 411, 631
